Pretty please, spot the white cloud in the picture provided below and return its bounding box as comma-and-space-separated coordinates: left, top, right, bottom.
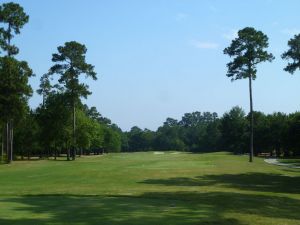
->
176, 13, 188, 21
222, 29, 238, 40
191, 40, 219, 49
281, 28, 300, 36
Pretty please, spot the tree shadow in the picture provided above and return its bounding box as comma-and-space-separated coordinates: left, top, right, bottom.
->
141, 172, 300, 194
1, 190, 300, 225
0, 194, 245, 225
140, 191, 300, 221
0, 192, 300, 225
1, 172, 299, 224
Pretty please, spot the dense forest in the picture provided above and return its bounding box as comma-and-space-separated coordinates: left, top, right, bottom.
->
6, 107, 300, 159
123, 108, 300, 156
0, 2, 300, 162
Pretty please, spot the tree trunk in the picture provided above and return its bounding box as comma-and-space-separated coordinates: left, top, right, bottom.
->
72, 102, 76, 160
249, 76, 254, 162
1, 139, 2, 162
67, 147, 70, 161
275, 144, 280, 157
10, 120, 13, 162
1, 128, 4, 163
7, 25, 13, 163
54, 142, 57, 160
6, 121, 11, 163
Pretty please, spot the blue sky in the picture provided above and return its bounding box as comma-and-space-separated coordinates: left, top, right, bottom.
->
10, 0, 300, 130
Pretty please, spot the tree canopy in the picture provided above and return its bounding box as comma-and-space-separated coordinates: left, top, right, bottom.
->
223, 27, 274, 81
282, 34, 300, 74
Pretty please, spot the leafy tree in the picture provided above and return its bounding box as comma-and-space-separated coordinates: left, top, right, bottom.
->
86, 106, 101, 121
267, 112, 289, 157
249, 111, 270, 155
287, 112, 300, 156
223, 27, 274, 162
0, 2, 29, 56
282, 35, 300, 156
89, 120, 104, 154
127, 126, 145, 151
154, 118, 185, 151
36, 92, 72, 159
14, 110, 40, 160
120, 132, 129, 151
103, 127, 121, 153
163, 118, 178, 127
179, 112, 202, 127
74, 108, 93, 155
0, 2, 30, 163
202, 119, 221, 152
37, 73, 52, 106
76, 107, 105, 155
282, 34, 300, 74
220, 107, 247, 154
0, 57, 33, 162
49, 41, 97, 160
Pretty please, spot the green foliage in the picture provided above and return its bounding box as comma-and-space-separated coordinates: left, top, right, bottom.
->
251, 111, 271, 154
35, 94, 119, 156
224, 27, 274, 80
123, 107, 300, 156
220, 107, 247, 153
0, 2, 29, 56
155, 123, 185, 151
103, 127, 121, 152
49, 41, 97, 100
0, 2, 32, 122
36, 92, 72, 156
0, 56, 33, 123
282, 34, 300, 74
0, 1, 31, 163
48, 41, 97, 159
76, 107, 105, 151
127, 127, 155, 151
14, 110, 40, 158
202, 120, 221, 152
287, 112, 300, 155
36, 73, 52, 104
267, 112, 289, 156
75, 109, 93, 150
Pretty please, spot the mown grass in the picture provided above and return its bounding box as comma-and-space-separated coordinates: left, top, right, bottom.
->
0, 151, 299, 225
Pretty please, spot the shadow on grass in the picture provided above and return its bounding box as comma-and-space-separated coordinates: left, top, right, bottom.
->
141, 172, 300, 194
1, 190, 300, 225
0, 193, 244, 225
278, 159, 300, 167
141, 191, 300, 221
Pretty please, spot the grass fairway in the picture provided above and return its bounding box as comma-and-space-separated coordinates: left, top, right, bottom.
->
0, 152, 299, 225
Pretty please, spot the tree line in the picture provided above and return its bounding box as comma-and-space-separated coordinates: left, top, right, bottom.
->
0, 2, 300, 163
123, 108, 300, 157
